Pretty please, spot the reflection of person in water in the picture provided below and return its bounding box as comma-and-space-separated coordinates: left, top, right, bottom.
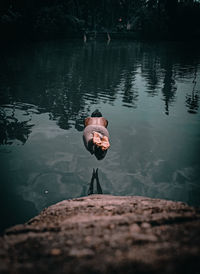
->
88, 168, 102, 195
83, 109, 110, 160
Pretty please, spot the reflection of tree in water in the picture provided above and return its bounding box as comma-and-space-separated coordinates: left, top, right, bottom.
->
28, 42, 141, 130
140, 43, 200, 116
0, 106, 34, 145
161, 63, 177, 115
122, 71, 138, 108
146, 68, 160, 96
186, 92, 199, 114
141, 45, 161, 96
139, 43, 177, 115
185, 69, 199, 114
0, 41, 200, 132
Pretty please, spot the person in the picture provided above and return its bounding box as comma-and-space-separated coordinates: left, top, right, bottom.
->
83, 109, 110, 160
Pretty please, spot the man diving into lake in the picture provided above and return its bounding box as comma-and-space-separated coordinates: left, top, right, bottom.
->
83, 109, 110, 160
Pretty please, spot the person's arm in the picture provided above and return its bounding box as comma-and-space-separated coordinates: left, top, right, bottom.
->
84, 117, 91, 127
101, 117, 108, 128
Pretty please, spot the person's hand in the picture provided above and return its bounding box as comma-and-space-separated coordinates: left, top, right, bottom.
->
100, 136, 110, 151
93, 132, 101, 146
93, 132, 110, 151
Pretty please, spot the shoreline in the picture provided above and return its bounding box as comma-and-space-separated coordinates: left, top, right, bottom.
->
1, 31, 200, 45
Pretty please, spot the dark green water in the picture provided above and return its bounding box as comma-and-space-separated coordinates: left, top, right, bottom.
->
0, 40, 200, 232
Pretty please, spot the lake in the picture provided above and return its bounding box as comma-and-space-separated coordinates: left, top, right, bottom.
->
0, 40, 200, 232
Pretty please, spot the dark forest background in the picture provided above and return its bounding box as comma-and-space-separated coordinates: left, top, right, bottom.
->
1, 0, 200, 41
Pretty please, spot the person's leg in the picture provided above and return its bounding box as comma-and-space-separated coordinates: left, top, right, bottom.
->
88, 168, 95, 195
96, 168, 103, 194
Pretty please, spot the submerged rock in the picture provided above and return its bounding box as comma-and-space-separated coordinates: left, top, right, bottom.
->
0, 195, 200, 273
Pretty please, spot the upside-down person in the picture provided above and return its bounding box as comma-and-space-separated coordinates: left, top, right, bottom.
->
83, 109, 110, 160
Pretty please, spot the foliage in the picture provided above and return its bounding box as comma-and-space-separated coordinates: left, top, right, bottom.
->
34, 5, 83, 37
0, 0, 200, 40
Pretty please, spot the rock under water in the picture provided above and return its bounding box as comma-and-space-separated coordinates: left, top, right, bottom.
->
0, 195, 200, 274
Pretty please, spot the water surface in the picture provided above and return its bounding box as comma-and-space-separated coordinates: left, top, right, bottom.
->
0, 40, 200, 231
